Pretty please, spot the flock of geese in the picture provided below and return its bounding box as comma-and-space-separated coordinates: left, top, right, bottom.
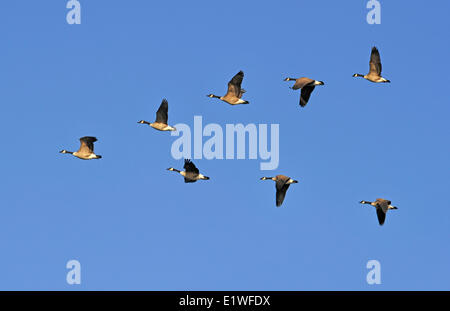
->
59, 46, 397, 226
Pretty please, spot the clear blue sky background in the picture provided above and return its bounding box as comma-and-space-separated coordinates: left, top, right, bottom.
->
0, 1, 449, 290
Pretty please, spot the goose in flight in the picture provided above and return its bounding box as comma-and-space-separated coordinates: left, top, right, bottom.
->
284, 77, 324, 107
260, 175, 298, 207
60, 136, 102, 160
207, 71, 249, 105
167, 159, 210, 183
360, 198, 398, 225
138, 98, 176, 131
353, 47, 390, 83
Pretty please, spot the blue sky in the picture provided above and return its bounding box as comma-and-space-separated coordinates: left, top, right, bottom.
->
0, 1, 449, 290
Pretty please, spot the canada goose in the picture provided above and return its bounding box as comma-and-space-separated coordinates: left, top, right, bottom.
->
138, 98, 176, 131
60, 136, 102, 160
207, 71, 249, 105
260, 175, 298, 207
284, 77, 324, 107
360, 198, 398, 225
167, 159, 210, 183
353, 47, 390, 83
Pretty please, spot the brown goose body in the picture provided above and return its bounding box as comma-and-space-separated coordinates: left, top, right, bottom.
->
284, 77, 324, 107
167, 159, 210, 183
60, 136, 102, 160
353, 47, 390, 83
260, 174, 298, 207
360, 198, 398, 225
138, 98, 176, 131
207, 71, 249, 105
